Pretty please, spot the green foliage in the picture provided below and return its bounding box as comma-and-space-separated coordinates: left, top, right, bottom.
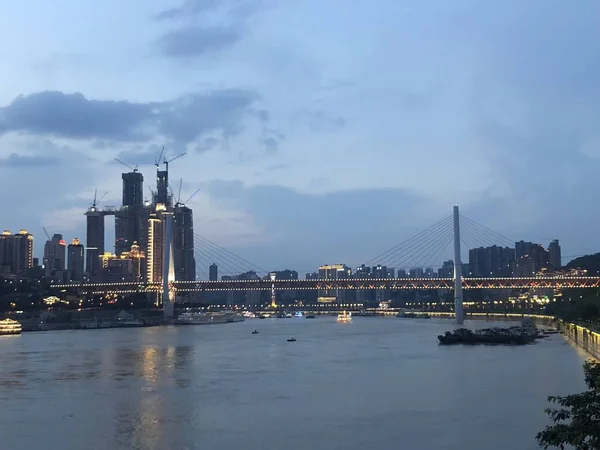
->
566, 253, 600, 275
545, 296, 600, 322
537, 361, 600, 449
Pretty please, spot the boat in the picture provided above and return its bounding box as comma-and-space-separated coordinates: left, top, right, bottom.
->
287, 338, 296, 342
252, 330, 259, 334
305, 314, 316, 319
337, 311, 352, 323
396, 312, 431, 319
438, 319, 539, 345
0, 318, 22, 335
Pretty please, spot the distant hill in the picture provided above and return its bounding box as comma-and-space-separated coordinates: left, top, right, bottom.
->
566, 253, 600, 275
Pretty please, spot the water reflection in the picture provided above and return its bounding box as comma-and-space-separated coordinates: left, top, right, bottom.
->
0, 320, 590, 450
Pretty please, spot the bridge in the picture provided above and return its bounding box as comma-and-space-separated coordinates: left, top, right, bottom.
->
51, 206, 587, 324
51, 276, 600, 293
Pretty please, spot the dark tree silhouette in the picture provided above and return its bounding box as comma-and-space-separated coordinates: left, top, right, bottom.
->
537, 361, 600, 449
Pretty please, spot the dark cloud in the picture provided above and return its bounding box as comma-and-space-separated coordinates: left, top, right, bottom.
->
158, 26, 242, 58
0, 153, 61, 168
257, 136, 279, 153
154, 0, 261, 58
196, 137, 220, 152
0, 89, 262, 144
0, 91, 154, 141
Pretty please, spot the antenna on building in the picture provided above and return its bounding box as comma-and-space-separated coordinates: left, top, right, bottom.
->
113, 157, 138, 173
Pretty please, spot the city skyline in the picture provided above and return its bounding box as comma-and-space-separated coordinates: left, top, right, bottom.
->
1, 1, 600, 270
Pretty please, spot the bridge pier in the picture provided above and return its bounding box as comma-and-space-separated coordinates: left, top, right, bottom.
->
453, 205, 464, 324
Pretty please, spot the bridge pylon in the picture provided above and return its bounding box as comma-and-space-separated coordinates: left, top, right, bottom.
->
269, 272, 277, 309
453, 205, 464, 324
162, 212, 175, 318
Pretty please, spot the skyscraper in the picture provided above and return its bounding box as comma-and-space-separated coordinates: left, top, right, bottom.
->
173, 204, 195, 281
13, 230, 34, 275
317, 264, 351, 303
115, 170, 148, 256
147, 214, 164, 283
209, 263, 218, 281
0, 230, 33, 276
122, 171, 144, 207
548, 239, 561, 269
468, 246, 515, 277
86, 206, 105, 278
44, 234, 66, 280
67, 238, 85, 281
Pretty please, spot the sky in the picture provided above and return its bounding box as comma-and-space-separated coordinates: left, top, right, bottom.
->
0, 0, 599, 276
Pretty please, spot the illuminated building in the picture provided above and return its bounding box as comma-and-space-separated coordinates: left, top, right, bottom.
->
0, 230, 33, 276
43, 233, 66, 281
97, 245, 146, 283
147, 215, 164, 283
209, 263, 218, 281
67, 238, 85, 281
86, 206, 105, 278
318, 264, 351, 303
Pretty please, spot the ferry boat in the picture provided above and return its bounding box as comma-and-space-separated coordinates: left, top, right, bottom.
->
0, 318, 22, 335
337, 311, 352, 323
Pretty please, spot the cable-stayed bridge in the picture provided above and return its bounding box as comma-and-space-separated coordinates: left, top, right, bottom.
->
51, 206, 598, 323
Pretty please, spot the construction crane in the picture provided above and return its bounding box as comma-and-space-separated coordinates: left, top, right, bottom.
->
90, 189, 108, 208
113, 158, 138, 172
42, 226, 51, 240
163, 152, 186, 172
155, 146, 165, 169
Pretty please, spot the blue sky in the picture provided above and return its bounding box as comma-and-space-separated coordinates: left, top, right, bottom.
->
1, 0, 599, 275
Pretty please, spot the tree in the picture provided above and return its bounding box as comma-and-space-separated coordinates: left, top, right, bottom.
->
537, 361, 600, 449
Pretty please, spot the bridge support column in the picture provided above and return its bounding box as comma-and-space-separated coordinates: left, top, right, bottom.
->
162, 212, 175, 319
270, 272, 277, 309
453, 205, 464, 324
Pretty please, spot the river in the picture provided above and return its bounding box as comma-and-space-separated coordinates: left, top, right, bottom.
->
0, 316, 588, 450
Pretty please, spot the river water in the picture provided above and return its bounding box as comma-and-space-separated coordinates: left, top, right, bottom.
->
0, 317, 588, 450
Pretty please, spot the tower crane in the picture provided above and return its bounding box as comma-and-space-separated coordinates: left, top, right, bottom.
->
113, 158, 138, 172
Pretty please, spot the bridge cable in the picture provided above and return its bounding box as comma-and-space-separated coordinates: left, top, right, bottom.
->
193, 237, 256, 276
387, 219, 455, 270
387, 222, 454, 270
419, 227, 455, 272
459, 218, 512, 248
373, 216, 453, 268
193, 233, 267, 276
193, 237, 254, 276
403, 226, 454, 273
459, 215, 515, 247
363, 214, 453, 266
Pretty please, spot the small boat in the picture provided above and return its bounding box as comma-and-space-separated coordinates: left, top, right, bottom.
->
287, 338, 296, 342
305, 314, 316, 319
337, 311, 352, 323
252, 330, 259, 334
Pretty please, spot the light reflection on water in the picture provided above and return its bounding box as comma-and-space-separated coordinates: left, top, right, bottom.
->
0, 318, 589, 450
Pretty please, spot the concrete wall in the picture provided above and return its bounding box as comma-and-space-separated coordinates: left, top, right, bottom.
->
559, 322, 600, 360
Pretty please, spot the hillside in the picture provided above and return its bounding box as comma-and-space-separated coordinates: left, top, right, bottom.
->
566, 253, 600, 275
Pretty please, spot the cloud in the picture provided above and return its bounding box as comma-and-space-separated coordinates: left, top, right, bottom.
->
158, 26, 242, 58
0, 89, 263, 144
0, 91, 154, 141
257, 136, 278, 153
0, 153, 61, 167
154, 0, 262, 58
196, 137, 220, 152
